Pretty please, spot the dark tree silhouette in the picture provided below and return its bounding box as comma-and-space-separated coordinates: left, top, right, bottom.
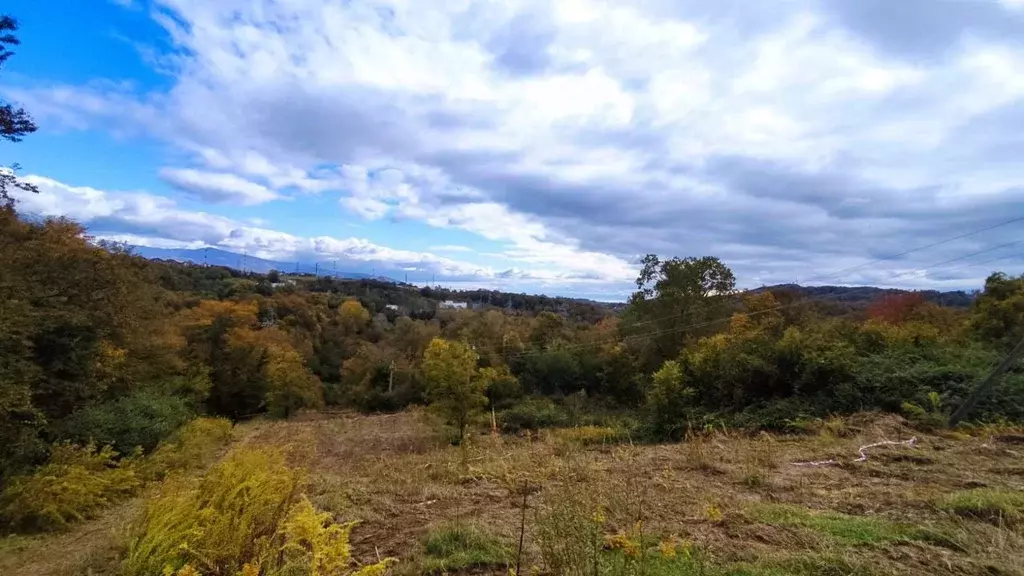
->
1, 15, 38, 205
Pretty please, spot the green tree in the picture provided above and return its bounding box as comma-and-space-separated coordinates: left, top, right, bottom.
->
970, 272, 1024, 350
478, 364, 520, 409
623, 255, 736, 367
422, 338, 487, 442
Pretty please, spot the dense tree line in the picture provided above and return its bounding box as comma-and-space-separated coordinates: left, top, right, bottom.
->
4, 204, 1023, 483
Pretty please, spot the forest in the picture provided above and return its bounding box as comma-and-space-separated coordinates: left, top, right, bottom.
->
3, 201, 1024, 486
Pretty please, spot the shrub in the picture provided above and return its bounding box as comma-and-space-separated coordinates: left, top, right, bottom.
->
497, 397, 569, 432
644, 360, 696, 440
0, 443, 141, 532
141, 417, 234, 481
60, 391, 193, 455
901, 391, 947, 431
122, 448, 394, 576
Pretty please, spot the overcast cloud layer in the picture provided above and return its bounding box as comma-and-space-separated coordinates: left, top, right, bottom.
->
6, 0, 1024, 297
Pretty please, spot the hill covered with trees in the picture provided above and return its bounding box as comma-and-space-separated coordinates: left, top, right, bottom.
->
4, 204, 1024, 484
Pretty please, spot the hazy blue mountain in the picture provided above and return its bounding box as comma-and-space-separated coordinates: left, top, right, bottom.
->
132, 246, 394, 281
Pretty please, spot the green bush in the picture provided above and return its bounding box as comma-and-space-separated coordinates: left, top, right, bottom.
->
644, 360, 696, 440
497, 396, 569, 432
60, 391, 194, 455
0, 442, 141, 533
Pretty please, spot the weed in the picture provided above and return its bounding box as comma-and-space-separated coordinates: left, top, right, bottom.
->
420, 524, 512, 573
683, 432, 717, 473
124, 447, 395, 576
0, 443, 141, 533
937, 488, 1024, 526
821, 416, 853, 438
703, 503, 725, 524
140, 417, 234, 480
555, 426, 629, 447
902, 391, 946, 431
741, 434, 777, 487
122, 448, 301, 576
600, 545, 713, 576
534, 485, 605, 576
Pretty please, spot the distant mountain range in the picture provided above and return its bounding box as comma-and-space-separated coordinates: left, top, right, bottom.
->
131, 247, 395, 282
131, 246, 978, 307
760, 283, 976, 308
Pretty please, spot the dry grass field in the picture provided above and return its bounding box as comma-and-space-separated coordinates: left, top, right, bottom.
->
3, 409, 1023, 576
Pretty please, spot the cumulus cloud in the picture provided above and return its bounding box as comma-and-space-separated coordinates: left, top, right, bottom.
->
12, 175, 622, 287
159, 168, 282, 205
13, 0, 1024, 293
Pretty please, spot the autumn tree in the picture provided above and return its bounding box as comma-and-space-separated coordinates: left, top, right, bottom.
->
422, 338, 487, 442
339, 299, 370, 333
0, 212, 187, 477
866, 292, 926, 324
265, 345, 324, 418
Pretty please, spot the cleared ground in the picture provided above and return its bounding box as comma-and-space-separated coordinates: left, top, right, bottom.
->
3, 410, 1023, 576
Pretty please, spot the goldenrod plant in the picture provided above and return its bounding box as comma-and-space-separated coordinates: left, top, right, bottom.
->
123, 448, 394, 576
0, 442, 140, 532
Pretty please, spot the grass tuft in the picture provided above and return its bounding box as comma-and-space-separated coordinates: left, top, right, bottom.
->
420, 524, 512, 574
937, 488, 1024, 526
748, 504, 954, 547
725, 553, 874, 576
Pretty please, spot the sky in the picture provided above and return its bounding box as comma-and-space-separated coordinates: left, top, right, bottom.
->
2, 0, 1023, 301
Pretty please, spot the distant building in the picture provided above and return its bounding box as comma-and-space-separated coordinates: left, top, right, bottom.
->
385, 304, 400, 311
439, 300, 468, 309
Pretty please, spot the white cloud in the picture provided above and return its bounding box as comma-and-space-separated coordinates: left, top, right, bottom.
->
10, 0, 1024, 292
12, 174, 623, 285
429, 244, 473, 253
159, 168, 283, 205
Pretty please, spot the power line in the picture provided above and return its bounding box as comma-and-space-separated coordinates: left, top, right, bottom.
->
505, 238, 1021, 362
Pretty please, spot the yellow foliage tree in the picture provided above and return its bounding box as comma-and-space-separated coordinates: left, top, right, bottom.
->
339, 300, 370, 333
265, 345, 324, 418
422, 338, 487, 442
226, 326, 324, 418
